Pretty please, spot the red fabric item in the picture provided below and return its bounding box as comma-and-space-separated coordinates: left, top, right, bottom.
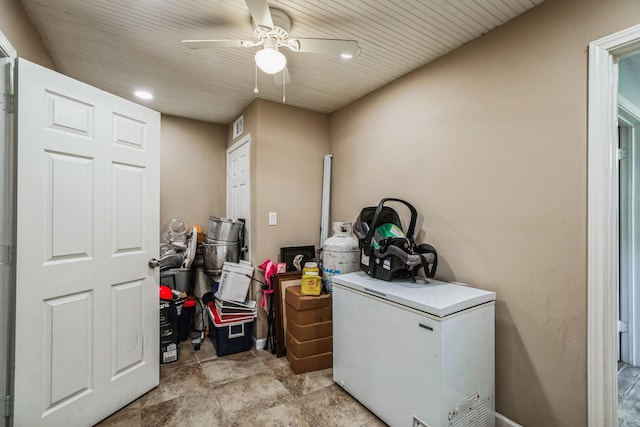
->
258, 259, 279, 309
159, 285, 173, 300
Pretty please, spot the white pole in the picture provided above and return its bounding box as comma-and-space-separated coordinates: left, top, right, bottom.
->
320, 154, 332, 248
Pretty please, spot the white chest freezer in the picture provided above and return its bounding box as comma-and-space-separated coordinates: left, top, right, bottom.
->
332, 272, 496, 427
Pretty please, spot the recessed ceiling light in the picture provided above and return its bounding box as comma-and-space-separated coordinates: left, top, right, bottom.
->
134, 90, 153, 100
340, 53, 354, 59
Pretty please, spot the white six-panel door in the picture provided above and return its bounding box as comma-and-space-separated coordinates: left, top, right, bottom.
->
13, 58, 160, 426
226, 135, 251, 261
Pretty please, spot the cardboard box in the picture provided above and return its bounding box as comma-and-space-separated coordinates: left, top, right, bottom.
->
159, 300, 179, 364
286, 303, 332, 325
287, 318, 333, 342
287, 350, 333, 375
285, 286, 332, 311
286, 330, 332, 358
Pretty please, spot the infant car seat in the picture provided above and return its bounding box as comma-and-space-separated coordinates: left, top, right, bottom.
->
353, 198, 437, 281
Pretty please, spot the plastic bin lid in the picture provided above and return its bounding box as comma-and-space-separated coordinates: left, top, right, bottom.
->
207, 305, 256, 327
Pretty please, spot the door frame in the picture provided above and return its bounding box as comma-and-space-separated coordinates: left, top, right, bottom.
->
588, 23, 640, 427
0, 30, 15, 426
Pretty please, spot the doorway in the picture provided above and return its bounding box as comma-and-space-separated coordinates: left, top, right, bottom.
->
618, 90, 640, 367
226, 134, 251, 262
617, 54, 640, 424
588, 24, 640, 427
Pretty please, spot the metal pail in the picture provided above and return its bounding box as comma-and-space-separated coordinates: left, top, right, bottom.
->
207, 216, 244, 243
202, 240, 239, 275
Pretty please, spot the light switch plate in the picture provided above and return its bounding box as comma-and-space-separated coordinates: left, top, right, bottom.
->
268, 212, 277, 225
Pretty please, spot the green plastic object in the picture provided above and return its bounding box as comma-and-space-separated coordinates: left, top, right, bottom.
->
372, 223, 406, 249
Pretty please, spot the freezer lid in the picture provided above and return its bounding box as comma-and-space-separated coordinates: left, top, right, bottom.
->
332, 271, 496, 317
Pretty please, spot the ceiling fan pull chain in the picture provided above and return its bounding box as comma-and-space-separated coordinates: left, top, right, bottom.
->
254, 64, 259, 94
282, 69, 286, 103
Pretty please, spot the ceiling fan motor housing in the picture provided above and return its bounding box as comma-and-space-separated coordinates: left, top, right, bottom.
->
252, 8, 292, 45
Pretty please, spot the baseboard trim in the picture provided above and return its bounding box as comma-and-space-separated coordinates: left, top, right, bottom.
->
495, 412, 522, 427
254, 337, 266, 350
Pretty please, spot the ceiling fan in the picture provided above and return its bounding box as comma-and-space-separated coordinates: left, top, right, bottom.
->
182, 0, 361, 85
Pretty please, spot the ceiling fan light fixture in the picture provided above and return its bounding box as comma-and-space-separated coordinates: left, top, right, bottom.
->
255, 39, 286, 74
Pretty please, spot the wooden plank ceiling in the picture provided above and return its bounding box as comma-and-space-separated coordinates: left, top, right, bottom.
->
19, 0, 545, 124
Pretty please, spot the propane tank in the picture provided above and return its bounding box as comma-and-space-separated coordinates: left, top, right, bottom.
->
322, 222, 360, 292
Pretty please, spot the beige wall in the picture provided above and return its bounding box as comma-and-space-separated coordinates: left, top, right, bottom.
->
329, 0, 640, 425
254, 99, 329, 264
228, 98, 330, 264
160, 115, 227, 230
0, 0, 55, 68
230, 99, 330, 340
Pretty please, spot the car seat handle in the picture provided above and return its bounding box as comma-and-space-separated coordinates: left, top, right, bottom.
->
368, 198, 417, 241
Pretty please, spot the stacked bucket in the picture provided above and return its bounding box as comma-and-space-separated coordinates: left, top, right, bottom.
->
202, 216, 245, 276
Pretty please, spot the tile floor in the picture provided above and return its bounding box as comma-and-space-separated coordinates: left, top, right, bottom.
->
619, 363, 640, 427
95, 348, 640, 427
95, 338, 386, 427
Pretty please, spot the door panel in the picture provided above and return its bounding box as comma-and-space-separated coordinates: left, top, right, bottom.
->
45, 151, 94, 261
14, 58, 160, 426
112, 279, 145, 376
112, 163, 144, 253
44, 292, 92, 411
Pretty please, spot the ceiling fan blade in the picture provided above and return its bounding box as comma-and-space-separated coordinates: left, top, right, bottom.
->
182, 39, 248, 49
289, 38, 361, 58
244, 0, 274, 29
273, 66, 291, 86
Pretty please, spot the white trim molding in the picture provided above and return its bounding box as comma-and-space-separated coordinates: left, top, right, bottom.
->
619, 94, 640, 122
254, 337, 266, 350
0, 31, 16, 59
588, 23, 640, 427
495, 413, 523, 427
227, 132, 250, 153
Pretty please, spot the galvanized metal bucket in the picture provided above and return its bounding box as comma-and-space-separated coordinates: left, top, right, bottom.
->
207, 216, 244, 243
202, 240, 239, 275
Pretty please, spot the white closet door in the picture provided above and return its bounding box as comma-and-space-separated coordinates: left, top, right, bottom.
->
227, 135, 251, 260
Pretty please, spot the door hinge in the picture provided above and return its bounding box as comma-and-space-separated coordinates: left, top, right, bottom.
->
1, 395, 12, 417
0, 93, 14, 113
618, 319, 629, 333
619, 148, 628, 160
0, 244, 13, 265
